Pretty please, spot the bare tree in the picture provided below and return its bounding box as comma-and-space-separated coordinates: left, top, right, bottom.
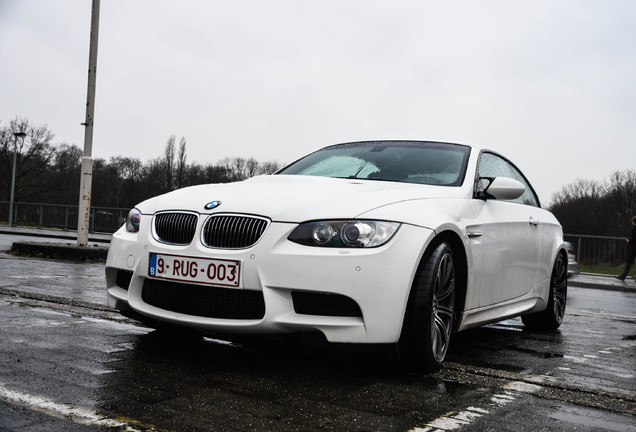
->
607, 169, 636, 234
1, 117, 284, 210
51, 144, 82, 204
550, 170, 636, 236
218, 156, 248, 181
258, 160, 283, 175
244, 157, 260, 178
164, 135, 176, 191
176, 137, 187, 189
0, 117, 56, 202
203, 163, 231, 184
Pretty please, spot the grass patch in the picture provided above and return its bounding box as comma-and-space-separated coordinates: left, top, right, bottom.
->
579, 266, 623, 276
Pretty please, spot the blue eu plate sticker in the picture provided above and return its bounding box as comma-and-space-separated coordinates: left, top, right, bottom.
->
148, 253, 157, 276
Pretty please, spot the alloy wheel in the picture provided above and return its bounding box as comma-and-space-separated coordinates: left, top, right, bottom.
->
431, 252, 456, 362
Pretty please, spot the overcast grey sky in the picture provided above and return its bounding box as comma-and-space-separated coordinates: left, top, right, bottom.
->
1, 0, 634, 205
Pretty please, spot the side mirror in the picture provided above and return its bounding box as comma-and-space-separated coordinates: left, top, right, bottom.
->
478, 177, 525, 200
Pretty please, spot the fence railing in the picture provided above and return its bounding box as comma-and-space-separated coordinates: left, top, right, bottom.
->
0, 201, 128, 234
564, 234, 630, 276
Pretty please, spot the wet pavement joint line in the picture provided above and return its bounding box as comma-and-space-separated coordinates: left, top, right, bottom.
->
570, 308, 636, 320
0, 290, 139, 326
440, 361, 636, 403
0, 286, 115, 313
0, 383, 164, 431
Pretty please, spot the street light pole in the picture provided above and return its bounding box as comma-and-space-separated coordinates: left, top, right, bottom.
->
77, 0, 101, 246
8, 131, 27, 227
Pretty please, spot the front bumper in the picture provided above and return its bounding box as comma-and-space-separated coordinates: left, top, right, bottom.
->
105, 218, 434, 344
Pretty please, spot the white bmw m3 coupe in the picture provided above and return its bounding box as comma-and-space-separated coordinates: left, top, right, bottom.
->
105, 141, 568, 371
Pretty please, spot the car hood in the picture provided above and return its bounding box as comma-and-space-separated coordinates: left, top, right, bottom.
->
136, 175, 469, 222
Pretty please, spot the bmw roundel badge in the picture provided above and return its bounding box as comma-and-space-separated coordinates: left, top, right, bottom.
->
204, 200, 222, 210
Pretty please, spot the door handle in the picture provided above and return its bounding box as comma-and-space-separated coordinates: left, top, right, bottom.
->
529, 217, 539, 226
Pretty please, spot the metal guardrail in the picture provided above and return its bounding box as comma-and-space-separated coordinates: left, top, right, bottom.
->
0, 201, 128, 234
564, 234, 630, 275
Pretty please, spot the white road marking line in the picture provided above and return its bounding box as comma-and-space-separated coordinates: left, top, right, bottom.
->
466, 407, 489, 414
453, 409, 485, 422
0, 383, 161, 431
409, 382, 541, 431
427, 416, 469, 429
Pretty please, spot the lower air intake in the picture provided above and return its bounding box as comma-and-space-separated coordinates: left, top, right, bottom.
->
142, 278, 265, 319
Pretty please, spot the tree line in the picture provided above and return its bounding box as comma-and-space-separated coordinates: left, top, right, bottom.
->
2, 117, 634, 236
1, 117, 281, 210
548, 170, 636, 237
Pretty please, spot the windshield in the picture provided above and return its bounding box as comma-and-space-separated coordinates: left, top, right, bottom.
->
277, 141, 471, 186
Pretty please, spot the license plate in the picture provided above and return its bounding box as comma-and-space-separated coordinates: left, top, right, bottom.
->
148, 253, 241, 288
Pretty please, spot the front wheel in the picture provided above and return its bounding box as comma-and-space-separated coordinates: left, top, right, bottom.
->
395, 242, 456, 372
522, 252, 568, 330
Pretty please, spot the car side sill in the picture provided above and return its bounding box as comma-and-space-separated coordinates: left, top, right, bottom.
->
456, 297, 543, 332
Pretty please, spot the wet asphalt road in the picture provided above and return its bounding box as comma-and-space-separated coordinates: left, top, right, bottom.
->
0, 234, 634, 431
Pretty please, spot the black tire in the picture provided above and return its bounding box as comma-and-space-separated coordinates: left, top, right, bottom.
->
522, 252, 568, 330
396, 242, 456, 372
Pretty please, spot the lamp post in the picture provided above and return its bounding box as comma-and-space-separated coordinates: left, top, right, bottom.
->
77, 0, 100, 246
8, 131, 27, 227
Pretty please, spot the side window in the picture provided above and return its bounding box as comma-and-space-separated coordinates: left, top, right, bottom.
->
477, 152, 540, 207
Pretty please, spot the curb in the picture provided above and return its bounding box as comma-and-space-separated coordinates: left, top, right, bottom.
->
568, 276, 636, 293
0, 228, 111, 243
569, 280, 636, 293
9, 242, 108, 261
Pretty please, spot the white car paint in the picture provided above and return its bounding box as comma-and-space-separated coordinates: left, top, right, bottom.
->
105, 141, 566, 364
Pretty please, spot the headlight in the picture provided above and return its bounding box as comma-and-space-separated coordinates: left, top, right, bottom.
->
288, 220, 400, 248
126, 208, 141, 232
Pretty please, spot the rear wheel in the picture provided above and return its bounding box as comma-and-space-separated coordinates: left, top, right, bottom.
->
396, 242, 456, 372
522, 253, 567, 330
